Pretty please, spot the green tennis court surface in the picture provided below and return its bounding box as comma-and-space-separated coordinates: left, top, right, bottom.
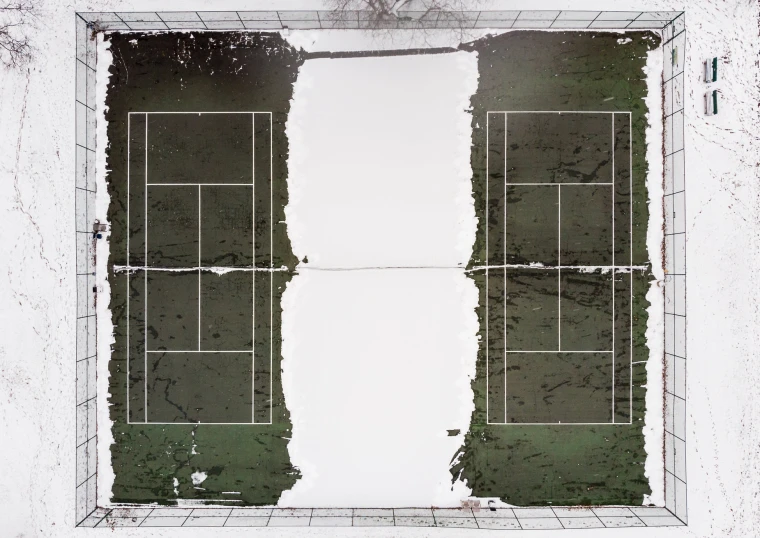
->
482, 111, 634, 425
106, 33, 301, 504
124, 112, 274, 425
456, 31, 657, 505
104, 30, 659, 507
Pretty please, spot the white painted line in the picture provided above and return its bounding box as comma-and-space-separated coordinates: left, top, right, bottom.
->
146, 183, 254, 187
491, 111, 631, 115
127, 113, 130, 422
485, 112, 490, 423
629, 112, 633, 420
146, 350, 255, 354
198, 184, 202, 352
131, 422, 261, 426
128, 111, 270, 115
505, 350, 613, 353
269, 113, 274, 426
251, 114, 256, 423
144, 113, 148, 423
612, 113, 616, 423
488, 421, 633, 425
558, 184, 561, 352
496, 422, 634, 426
503, 112, 508, 424
506, 182, 614, 186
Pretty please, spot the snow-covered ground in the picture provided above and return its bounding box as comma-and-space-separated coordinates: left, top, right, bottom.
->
643, 45, 666, 508
1, 0, 759, 536
280, 51, 478, 507
94, 34, 115, 510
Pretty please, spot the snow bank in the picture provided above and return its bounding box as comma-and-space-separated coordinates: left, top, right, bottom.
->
280, 49, 479, 507
94, 34, 115, 507
284, 52, 477, 268
643, 43, 665, 507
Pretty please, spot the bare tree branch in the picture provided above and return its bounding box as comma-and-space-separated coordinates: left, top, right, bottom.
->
326, 0, 486, 45
0, 0, 34, 69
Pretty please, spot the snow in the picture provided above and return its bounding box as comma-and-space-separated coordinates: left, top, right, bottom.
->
284, 52, 477, 270
94, 33, 115, 508
280, 50, 479, 507
280, 269, 479, 507
642, 45, 665, 507
1, 0, 759, 536
191, 471, 208, 487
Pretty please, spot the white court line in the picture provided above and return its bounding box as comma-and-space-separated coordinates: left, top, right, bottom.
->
506, 182, 613, 186
144, 113, 148, 423
126, 113, 130, 422
505, 350, 613, 353
164, 499, 245, 503
146, 183, 254, 187
146, 350, 254, 354
126, 422, 260, 426
198, 184, 201, 352
269, 113, 274, 426
558, 184, 561, 352
491, 111, 632, 115
251, 114, 256, 423
128, 111, 270, 114
485, 112, 490, 424
503, 112, 507, 424
128, 422, 260, 426
612, 113, 616, 423
629, 112, 633, 421
490, 422, 634, 426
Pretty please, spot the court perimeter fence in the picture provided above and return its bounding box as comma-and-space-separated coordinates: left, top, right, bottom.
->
74, 9, 687, 529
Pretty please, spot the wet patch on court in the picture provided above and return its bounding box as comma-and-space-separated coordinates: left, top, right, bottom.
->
455, 31, 660, 505
104, 32, 303, 504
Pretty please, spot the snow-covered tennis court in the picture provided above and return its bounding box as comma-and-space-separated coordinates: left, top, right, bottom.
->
2, 1, 760, 537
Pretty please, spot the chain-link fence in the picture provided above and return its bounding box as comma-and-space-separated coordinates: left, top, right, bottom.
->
661, 12, 687, 524
80, 10, 680, 31
75, 10, 687, 528
74, 11, 100, 525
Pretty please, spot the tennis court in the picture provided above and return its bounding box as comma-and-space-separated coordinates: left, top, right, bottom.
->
482, 111, 635, 425
104, 37, 304, 503
122, 112, 275, 425
453, 30, 658, 506
102, 30, 659, 507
